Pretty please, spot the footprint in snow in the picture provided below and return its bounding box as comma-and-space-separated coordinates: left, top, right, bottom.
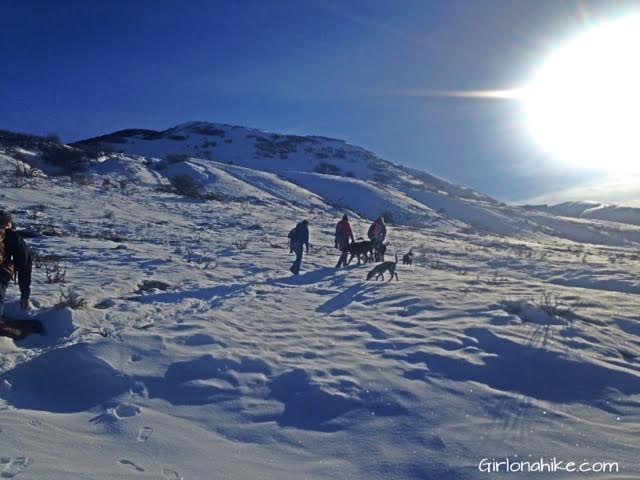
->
114, 403, 141, 418
162, 468, 183, 480
118, 459, 144, 473
90, 403, 141, 424
137, 426, 153, 442
1, 457, 33, 478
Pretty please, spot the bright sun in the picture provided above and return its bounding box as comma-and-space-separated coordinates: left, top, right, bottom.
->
522, 15, 640, 172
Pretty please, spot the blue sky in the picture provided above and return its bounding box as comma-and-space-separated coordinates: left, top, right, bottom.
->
1, 0, 637, 203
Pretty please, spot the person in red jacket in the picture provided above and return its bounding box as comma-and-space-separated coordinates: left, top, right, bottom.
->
334, 214, 355, 268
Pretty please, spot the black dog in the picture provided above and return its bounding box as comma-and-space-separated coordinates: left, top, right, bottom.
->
373, 242, 387, 262
346, 240, 374, 265
402, 248, 413, 265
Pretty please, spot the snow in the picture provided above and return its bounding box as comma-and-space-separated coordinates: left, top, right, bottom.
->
536, 201, 640, 227
1, 140, 640, 479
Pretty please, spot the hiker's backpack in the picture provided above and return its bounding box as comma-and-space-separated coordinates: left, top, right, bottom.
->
0, 229, 14, 283
367, 222, 375, 240
287, 226, 297, 240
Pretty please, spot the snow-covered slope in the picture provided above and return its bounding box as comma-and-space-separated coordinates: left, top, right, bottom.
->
0, 144, 640, 480
74, 122, 640, 246
73, 122, 511, 228
75, 121, 489, 200
530, 201, 640, 227
1, 145, 640, 479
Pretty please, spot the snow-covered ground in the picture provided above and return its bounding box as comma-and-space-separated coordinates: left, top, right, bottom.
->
0, 145, 639, 479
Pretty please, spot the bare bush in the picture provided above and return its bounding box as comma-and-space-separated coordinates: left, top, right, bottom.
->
44, 258, 67, 283
136, 279, 171, 293
170, 174, 204, 198
314, 162, 341, 175
235, 238, 250, 250
536, 290, 576, 318
55, 288, 87, 310
185, 248, 218, 269
33, 252, 65, 270
41, 144, 87, 175
501, 290, 581, 324
165, 153, 189, 164
33, 222, 64, 237
8, 169, 27, 188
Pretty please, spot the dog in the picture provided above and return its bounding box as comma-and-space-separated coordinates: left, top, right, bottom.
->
402, 248, 413, 265
373, 242, 387, 262
366, 254, 399, 281
346, 240, 374, 265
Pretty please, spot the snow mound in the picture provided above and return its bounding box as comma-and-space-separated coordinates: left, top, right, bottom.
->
0, 343, 129, 413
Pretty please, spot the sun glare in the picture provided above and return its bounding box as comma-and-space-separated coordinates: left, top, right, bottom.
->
522, 15, 640, 172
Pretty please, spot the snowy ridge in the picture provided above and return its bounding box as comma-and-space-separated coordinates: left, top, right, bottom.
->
530, 201, 640, 227
74, 122, 640, 244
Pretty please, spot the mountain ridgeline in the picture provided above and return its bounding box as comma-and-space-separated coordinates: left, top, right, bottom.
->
2, 122, 640, 245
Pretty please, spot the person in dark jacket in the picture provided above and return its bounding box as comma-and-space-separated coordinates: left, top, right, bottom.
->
289, 220, 309, 275
335, 214, 355, 268
0, 211, 32, 319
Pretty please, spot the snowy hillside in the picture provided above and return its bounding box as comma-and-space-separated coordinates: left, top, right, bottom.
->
72, 122, 640, 247
74, 121, 489, 200
0, 139, 640, 479
528, 201, 640, 227
72, 123, 510, 231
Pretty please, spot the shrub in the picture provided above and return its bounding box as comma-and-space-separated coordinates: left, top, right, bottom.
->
41, 145, 86, 174
372, 172, 390, 183
501, 290, 580, 325
54, 288, 87, 310
165, 153, 189, 164
44, 258, 67, 283
169, 174, 204, 198
0, 129, 53, 150
137, 279, 171, 293
188, 125, 225, 137
314, 162, 341, 175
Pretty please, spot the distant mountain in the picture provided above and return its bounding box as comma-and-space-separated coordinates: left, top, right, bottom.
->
526, 201, 640, 227
73, 121, 494, 202
4, 123, 640, 245
72, 121, 534, 232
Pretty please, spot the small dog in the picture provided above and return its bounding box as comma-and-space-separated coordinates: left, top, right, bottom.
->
366, 254, 399, 281
346, 241, 374, 265
402, 248, 413, 265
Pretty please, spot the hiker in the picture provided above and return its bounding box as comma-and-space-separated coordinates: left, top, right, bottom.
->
288, 220, 309, 275
335, 214, 354, 268
0, 211, 32, 319
368, 216, 387, 261
368, 216, 387, 245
